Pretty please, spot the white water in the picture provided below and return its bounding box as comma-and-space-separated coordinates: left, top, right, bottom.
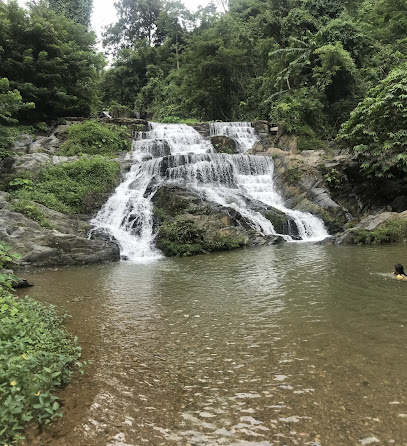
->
210, 121, 259, 153
91, 123, 328, 262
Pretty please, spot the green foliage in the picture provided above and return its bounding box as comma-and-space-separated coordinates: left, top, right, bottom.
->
0, 243, 83, 444
313, 43, 356, 94
156, 218, 207, 256
10, 157, 121, 214
270, 87, 326, 134
0, 78, 35, 125
47, 0, 93, 27
59, 120, 131, 156
155, 217, 246, 256
322, 167, 342, 188
0, 294, 82, 444
0, 243, 21, 291
352, 219, 407, 245
0, 78, 35, 159
337, 63, 407, 178
0, 1, 104, 121
284, 164, 302, 184
108, 102, 134, 118
10, 200, 55, 229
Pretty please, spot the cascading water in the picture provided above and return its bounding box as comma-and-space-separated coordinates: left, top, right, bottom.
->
209, 121, 259, 153
91, 122, 329, 262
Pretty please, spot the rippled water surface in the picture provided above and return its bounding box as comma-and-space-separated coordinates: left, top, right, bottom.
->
20, 243, 407, 446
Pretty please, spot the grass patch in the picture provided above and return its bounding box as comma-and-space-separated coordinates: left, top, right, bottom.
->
0, 243, 84, 444
9, 156, 121, 214
160, 116, 203, 125
59, 120, 131, 156
10, 200, 55, 229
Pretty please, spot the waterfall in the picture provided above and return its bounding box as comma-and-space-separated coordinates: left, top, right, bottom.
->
91, 122, 329, 262
209, 121, 259, 153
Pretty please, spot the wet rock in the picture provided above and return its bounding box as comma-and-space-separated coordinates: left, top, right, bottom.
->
248, 141, 267, 155
13, 278, 34, 288
269, 148, 348, 234
308, 188, 341, 210
330, 210, 407, 244
11, 134, 33, 154
192, 123, 210, 138
211, 135, 238, 154
52, 124, 70, 138
52, 155, 79, 165
265, 207, 300, 239
0, 192, 10, 209
253, 120, 269, 136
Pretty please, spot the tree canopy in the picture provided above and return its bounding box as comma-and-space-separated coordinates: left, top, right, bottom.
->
0, 1, 103, 120
337, 63, 407, 178
100, 0, 407, 136
46, 0, 93, 28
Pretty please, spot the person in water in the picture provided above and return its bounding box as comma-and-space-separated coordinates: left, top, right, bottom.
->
394, 264, 407, 280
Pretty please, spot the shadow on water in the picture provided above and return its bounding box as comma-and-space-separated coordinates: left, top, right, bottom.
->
20, 243, 407, 445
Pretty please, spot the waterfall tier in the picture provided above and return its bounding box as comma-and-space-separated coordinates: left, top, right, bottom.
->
209, 122, 259, 153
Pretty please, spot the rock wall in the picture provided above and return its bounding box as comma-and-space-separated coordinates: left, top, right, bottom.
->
0, 125, 121, 268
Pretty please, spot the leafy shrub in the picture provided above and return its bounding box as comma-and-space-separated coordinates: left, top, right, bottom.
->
108, 102, 134, 118
0, 243, 83, 444
10, 200, 55, 229
270, 87, 326, 134
0, 244, 21, 291
337, 63, 407, 178
161, 116, 182, 124
59, 120, 131, 156
156, 219, 207, 256
284, 164, 302, 184
352, 219, 407, 244
155, 217, 246, 256
10, 156, 121, 214
322, 167, 342, 189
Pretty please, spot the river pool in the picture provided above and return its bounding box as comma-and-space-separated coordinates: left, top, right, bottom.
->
19, 243, 407, 446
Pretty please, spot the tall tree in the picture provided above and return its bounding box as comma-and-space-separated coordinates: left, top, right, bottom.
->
0, 1, 104, 120
103, 0, 162, 53
46, 0, 93, 28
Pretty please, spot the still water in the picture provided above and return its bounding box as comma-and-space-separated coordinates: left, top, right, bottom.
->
20, 243, 407, 446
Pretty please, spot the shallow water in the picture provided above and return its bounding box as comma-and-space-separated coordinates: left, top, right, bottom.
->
19, 243, 407, 446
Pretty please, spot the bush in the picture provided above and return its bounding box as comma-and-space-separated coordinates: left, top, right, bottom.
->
352, 219, 407, 244
10, 157, 121, 214
0, 243, 83, 444
156, 219, 207, 256
337, 63, 407, 178
270, 87, 326, 134
155, 217, 247, 257
59, 120, 131, 157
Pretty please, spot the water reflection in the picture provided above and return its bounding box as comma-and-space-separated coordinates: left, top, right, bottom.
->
20, 243, 407, 445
